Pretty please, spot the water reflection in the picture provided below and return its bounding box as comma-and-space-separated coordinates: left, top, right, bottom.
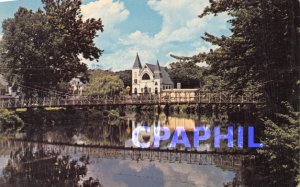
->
0, 141, 238, 187
0, 146, 101, 187
0, 109, 257, 186
18, 111, 231, 151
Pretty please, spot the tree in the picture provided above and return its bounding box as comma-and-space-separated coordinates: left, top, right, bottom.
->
2, 147, 102, 187
0, 0, 103, 97
172, 0, 300, 185
84, 70, 125, 96
259, 102, 300, 186
177, 0, 299, 107
116, 70, 132, 87
167, 61, 204, 88
0, 109, 24, 133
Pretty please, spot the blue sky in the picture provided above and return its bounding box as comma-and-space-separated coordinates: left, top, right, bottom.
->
0, 0, 231, 70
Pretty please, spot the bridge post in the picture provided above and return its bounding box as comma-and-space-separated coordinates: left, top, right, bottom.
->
14, 99, 17, 108
20, 97, 24, 107
159, 93, 161, 105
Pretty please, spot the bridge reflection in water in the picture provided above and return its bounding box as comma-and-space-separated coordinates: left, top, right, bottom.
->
0, 140, 254, 171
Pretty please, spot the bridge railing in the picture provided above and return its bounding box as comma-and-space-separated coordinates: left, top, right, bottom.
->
0, 93, 264, 109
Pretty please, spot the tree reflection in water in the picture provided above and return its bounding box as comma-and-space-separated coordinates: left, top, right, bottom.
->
0, 147, 102, 187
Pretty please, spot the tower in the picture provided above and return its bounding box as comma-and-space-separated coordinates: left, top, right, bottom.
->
132, 53, 142, 94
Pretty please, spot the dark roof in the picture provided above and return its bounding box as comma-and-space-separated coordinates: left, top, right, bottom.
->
155, 60, 161, 71
132, 53, 142, 69
146, 63, 174, 85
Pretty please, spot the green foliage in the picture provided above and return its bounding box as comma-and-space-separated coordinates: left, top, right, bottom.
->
188, 0, 300, 185
258, 102, 300, 186
191, 0, 299, 104
0, 109, 24, 133
201, 74, 225, 91
116, 70, 132, 87
1, 147, 102, 187
85, 70, 125, 96
0, 0, 103, 97
167, 61, 204, 88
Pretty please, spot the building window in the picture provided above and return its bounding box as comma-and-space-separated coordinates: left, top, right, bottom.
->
134, 79, 137, 84
155, 82, 158, 85
142, 73, 151, 80
134, 88, 137, 94
149, 88, 151, 92
155, 88, 158, 94
144, 87, 148, 93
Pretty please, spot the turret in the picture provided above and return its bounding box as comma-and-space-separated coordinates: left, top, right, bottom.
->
132, 53, 142, 94
132, 53, 142, 69
154, 60, 161, 79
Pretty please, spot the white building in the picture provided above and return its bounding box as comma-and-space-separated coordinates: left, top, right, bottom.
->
131, 53, 174, 94
0, 74, 16, 98
69, 77, 85, 96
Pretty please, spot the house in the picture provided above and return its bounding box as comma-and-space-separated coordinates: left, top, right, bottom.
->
131, 53, 174, 94
0, 74, 16, 98
69, 77, 86, 96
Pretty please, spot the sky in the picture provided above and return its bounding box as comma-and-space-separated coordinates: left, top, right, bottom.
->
0, 0, 231, 71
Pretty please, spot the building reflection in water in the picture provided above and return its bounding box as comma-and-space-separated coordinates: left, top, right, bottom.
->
127, 113, 212, 151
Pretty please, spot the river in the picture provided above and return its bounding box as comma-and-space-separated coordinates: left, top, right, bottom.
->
0, 108, 255, 187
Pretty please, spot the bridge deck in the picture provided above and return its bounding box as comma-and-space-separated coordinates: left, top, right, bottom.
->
0, 92, 264, 109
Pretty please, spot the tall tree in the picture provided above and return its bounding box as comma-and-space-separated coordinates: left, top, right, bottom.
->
84, 70, 125, 96
177, 0, 299, 108
0, 0, 103, 97
171, 0, 300, 185
167, 61, 204, 88
116, 70, 132, 87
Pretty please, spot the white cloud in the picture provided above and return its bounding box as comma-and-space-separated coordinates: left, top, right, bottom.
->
81, 0, 230, 70
0, 0, 17, 2
119, 160, 235, 187
98, 48, 156, 71
81, 0, 129, 32
80, 0, 130, 68
117, 0, 229, 68
148, 0, 211, 42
